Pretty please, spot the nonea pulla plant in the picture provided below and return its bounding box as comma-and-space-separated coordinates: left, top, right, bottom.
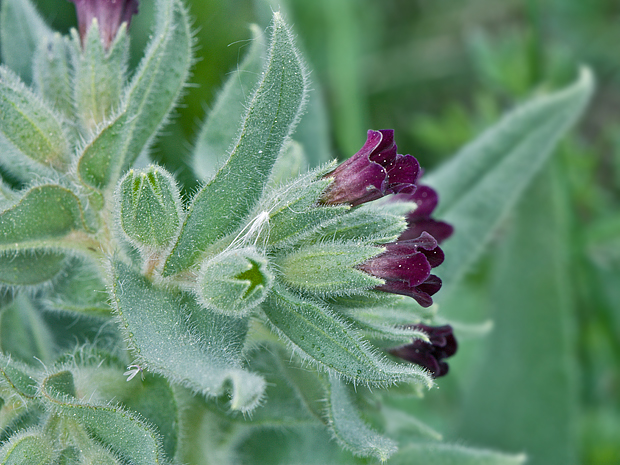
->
0, 0, 594, 464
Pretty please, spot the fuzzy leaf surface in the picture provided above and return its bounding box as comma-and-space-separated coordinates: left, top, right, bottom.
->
109, 259, 266, 412
0, 432, 54, 464
163, 12, 307, 276
0, 67, 71, 180
263, 286, 432, 387
77, 0, 192, 190
0, 251, 66, 286
192, 24, 266, 181
326, 374, 397, 461
389, 443, 527, 465
40, 371, 168, 465
0, 0, 51, 84
425, 69, 594, 296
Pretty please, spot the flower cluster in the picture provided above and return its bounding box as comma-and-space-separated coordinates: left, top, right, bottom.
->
69, 0, 139, 48
389, 324, 457, 377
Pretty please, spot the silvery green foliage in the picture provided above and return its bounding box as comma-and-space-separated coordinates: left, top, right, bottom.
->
0, 0, 592, 463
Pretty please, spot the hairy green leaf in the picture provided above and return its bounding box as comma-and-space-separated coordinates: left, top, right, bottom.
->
77, 0, 192, 190
0, 67, 71, 180
0, 353, 39, 398
425, 69, 594, 296
0, 0, 51, 84
263, 286, 432, 387
109, 259, 266, 412
0, 431, 54, 464
0, 251, 67, 286
192, 24, 266, 181
163, 12, 308, 276
389, 443, 527, 465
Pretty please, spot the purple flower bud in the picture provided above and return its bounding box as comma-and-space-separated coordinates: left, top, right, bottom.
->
321, 129, 420, 206
68, 0, 139, 49
393, 185, 454, 244
358, 232, 443, 307
388, 324, 457, 377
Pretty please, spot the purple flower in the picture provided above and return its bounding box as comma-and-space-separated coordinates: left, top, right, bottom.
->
392, 185, 454, 244
69, 0, 139, 49
389, 324, 457, 377
321, 129, 420, 206
358, 232, 443, 307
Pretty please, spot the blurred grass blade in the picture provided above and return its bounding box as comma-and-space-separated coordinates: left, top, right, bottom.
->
0, 0, 51, 85
390, 443, 527, 465
425, 68, 593, 296
326, 374, 397, 461
456, 165, 578, 465
192, 24, 267, 181
109, 259, 266, 413
77, 0, 192, 190
163, 12, 308, 276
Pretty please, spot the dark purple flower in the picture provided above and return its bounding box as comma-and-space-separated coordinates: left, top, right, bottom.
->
69, 0, 139, 49
389, 324, 457, 377
321, 129, 420, 206
358, 232, 443, 307
392, 185, 454, 244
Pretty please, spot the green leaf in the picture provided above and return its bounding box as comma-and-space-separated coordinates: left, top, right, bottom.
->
0, 250, 66, 286
32, 33, 74, 119
275, 242, 383, 296
456, 165, 578, 465
39, 371, 169, 465
42, 258, 110, 316
424, 69, 594, 296
0, 352, 39, 398
0, 67, 71, 181
192, 24, 267, 181
121, 374, 179, 461
268, 140, 308, 186
108, 259, 266, 412
0, 294, 55, 364
73, 24, 129, 133
163, 12, 308, 276
389, 443, 527, 465
0, 0, 52, 85
263, 286, 432, 387
77, 0, 193, 190
0, 431, 54, 464
0, 185, 85, 252
326, 374, 397, 461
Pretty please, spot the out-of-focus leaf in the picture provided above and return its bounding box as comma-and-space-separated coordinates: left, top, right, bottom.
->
192, 24, 266, 181
0, 0, 51, 84
425, 69, 593, 297
0, 431, 54, 464
456, 165, 578, 464
389, 442, 527, 465
163, 12, 308, 276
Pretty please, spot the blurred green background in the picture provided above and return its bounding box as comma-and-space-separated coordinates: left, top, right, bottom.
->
27, 0, 620, 463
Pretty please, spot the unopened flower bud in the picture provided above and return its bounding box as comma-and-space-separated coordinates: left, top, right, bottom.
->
69, 0, 139, 49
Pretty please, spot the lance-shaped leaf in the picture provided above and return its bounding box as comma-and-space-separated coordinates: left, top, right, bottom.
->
424, 68, 594, 296
33, 33, 74, 119
192, 24, 267, 181
326, 374, 397, 461
0, 431, 54, 464
108, 259, 266, 412
40, 371, 168, 465
73, 23, 129, 133
0, 185, 85, 252
0, 67, 71, 181
263, 286, 432, 387
163, 12, 308, 276
0, 353, 39, 398
77, 0, 192, 190
0, 0, 52, 85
